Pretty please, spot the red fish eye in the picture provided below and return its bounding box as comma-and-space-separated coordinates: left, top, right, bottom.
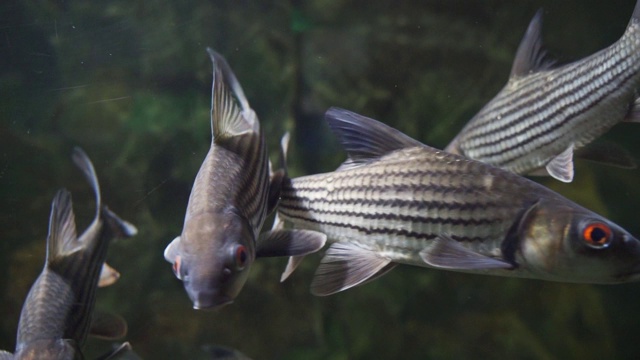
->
172, 256, 182, 278
582, 223, 613, 248
235, 245, 248, 270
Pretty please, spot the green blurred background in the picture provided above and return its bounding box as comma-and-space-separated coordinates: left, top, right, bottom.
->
2, 0, 640, 359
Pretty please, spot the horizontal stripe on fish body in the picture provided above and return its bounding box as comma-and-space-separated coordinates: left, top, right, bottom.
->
277, 107, 640, 295
446, 9, 640, 178
278, 147, 548, 265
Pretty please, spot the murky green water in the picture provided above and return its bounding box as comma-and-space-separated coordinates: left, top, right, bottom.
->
2, 1, 640, 359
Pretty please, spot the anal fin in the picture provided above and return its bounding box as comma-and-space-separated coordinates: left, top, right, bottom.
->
310, 242, 396, 296
419, 235, 514, 270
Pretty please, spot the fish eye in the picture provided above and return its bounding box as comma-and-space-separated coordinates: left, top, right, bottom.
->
172, 256, 182, 278
582, 222, 613, 249
235, 245, 248, 270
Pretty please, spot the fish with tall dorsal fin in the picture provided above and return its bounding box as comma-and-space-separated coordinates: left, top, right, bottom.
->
277, 108, 640, 296
0, 148, 137, 359
446, 2, 640, 182
163, 49, 325, 310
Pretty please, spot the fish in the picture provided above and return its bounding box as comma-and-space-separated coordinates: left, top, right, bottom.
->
276, 107, 640, 296
0, 148, 137, 359
445, 2, 640, 182
163, 49, 326, 310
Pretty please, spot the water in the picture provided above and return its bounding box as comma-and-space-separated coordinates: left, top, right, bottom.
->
1, 0, 640, 358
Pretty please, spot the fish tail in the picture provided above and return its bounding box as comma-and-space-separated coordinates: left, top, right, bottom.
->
72, 147, 101, 220
101, 206, 138, 239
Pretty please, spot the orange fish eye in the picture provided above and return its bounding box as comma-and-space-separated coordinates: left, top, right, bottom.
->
235, 245, 248, 270
582, 223, 613, 248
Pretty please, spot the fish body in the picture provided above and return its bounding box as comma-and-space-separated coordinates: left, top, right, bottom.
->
1, 148, 137, 359
277, 108, 640, 296
445, 2, 640, 182
164, 49, 325, 310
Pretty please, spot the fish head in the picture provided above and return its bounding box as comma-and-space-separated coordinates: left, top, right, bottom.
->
519, 200, 640, 283
165, 211, 256, 310
14, 339, 78, 360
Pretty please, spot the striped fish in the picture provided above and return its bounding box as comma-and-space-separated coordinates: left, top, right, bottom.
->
445, 2, 640, 182
277, 108, 640, 296
0, 148, 137, 360
163, 49, 325, 310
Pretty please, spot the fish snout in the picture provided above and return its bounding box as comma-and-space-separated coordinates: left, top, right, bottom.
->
187, 286, 233, 310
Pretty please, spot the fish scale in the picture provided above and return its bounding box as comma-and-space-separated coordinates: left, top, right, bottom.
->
276, 108, 640, 296
446, 3, 640, 182
2, 148, 137, 359
163, 49, 326, 310
279, 146, 536, 263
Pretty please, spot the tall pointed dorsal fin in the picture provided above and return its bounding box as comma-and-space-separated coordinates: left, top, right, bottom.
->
46, 189, 79, 264
510, 9, 556, 78
632, 0, 640, 22
207, 48, 259, 142
324, 107, 425, 170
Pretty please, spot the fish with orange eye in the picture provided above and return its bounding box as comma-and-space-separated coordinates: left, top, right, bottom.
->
274, 107, 640, 296
582, 223, 613, 248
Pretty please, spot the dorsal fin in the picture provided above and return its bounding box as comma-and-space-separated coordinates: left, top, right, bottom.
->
633, 0, 640, 22
510, 9, 556, 78
207, 48, 258, 143
324, 107, 425, 170
46, 189, 79, 264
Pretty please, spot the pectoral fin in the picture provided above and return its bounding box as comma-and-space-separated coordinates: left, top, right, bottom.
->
545, 144, 574, 182
98, 262, 120, 288
164, 236, 181, 263
256, 229, 326, 257
89, 311, 128, 340
420, 235, 514, 270
310, 242, 397, 296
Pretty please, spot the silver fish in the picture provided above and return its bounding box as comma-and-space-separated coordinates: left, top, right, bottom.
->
445, 2, 640, 182
277, 107, 640, 296
0, 148, 137, 360
163, 49, 325, 310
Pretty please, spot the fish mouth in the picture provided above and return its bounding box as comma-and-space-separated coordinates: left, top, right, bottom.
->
192, 296, 234, 311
